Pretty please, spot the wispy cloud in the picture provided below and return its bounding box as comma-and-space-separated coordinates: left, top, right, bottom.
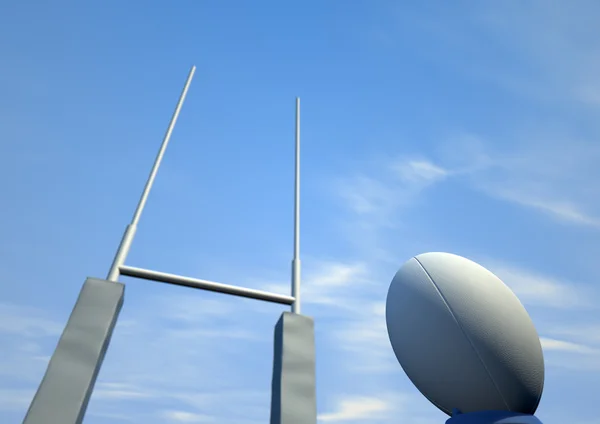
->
337, 175, 398, 217
260, 260, 372, 310
336, 158, 450, 221
540, 334, 600, 373
373, 2, 600, 229
540, 338, 598, 355
0, 389, 35, 412
0, 303, 63, 391
0, 303, 62, 337
487, 189, 600, 228
472, 1, 600, 107
86, 411, 137, 422
334, 301, 397, 373
334, 135, 600, 235
426, 135, 600, 229
460, 137, 600, 228
318, 396, 393, 422
161, 410, 214, 423
428, 131, 600, 230
318, 392, 442, 424
332, 156, 453, 263
389, 1, 600, 107
93, 382, 155, 401
546, 325, 600, 346
392, 159, 449, 185
485, 264, 590, 309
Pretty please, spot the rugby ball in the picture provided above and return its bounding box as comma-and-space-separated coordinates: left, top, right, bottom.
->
385, 252, 544, 416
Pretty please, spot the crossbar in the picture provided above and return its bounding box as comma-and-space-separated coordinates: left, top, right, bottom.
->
119, 265, 295, 305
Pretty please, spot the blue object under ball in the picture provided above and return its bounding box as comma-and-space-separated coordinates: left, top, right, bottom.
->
446, 410, 543, 424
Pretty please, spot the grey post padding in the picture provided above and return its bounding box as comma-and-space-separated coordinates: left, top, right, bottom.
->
22, 278, 125, 424
270, 312, 317, 424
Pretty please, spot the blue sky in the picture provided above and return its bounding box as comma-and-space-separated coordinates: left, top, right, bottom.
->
1, 1, 600, 423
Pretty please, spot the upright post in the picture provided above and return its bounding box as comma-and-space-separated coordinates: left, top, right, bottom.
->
22, 278, 125, 424
291, 97, 301, 314
22, 67, 196, 424
270, 97, 317, 424
107, 65, 196, 282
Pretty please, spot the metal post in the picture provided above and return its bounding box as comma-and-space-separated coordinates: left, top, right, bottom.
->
270, 312, 316, 424
291, 97, 301, 314
22, 278, 125, 424
272, 98, 316, 424
119, 265, 295, 305
107, 66, 196, 281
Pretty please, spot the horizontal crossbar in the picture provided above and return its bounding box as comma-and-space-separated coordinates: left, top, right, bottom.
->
119, 265, 295, 305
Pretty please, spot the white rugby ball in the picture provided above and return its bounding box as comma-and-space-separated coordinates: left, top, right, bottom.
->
385, 252, 544, 416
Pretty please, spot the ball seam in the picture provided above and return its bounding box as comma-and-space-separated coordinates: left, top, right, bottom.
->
414, 257, 511, 412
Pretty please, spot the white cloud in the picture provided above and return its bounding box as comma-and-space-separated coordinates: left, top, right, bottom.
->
261, 260, 372, 309
486, 189, 600, 228
318, 396, 392, 422
159, 296, 234, 322
335, 158, 450, 222
309, 261, 369, 288
317, 393, 443, 424
0, 303, 63, 337
475, 1, 600, 107
0, 389, 35, 412
545, 357, 600, 373
547, 325, 600, 346
392, 160, 449, 185
391, 1, 600, 107
540, 337, 598, 355
486, 264, 590, 309
93, 382, 155, 400
338, 175, 397, 217
541, 336, 600, 372
536, 324, 600, 374
0, 304, 63, 389
86, 411, 136, 422
332, 157, 452, 263
334, 301, 397, 373
433, 134, 600, 229
162, 410, 214, 423
335, 138, 600, 233
463, 139, 600, 228
373, 3, 600, 229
